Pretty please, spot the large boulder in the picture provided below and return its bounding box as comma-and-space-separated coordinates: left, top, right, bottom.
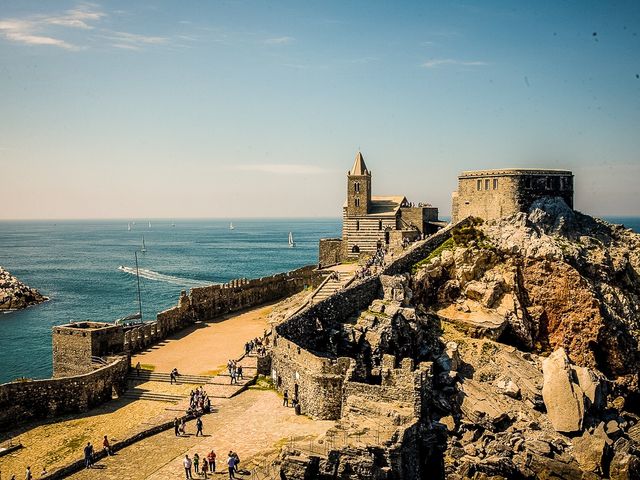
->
572, 423, 611, 475
542, 348, 584, 433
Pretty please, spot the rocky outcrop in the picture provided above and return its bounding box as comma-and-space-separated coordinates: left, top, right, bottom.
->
0, 266, 47, 311
412, 198, 640, 397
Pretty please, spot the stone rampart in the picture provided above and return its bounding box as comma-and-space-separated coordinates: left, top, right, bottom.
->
270, 335, 351, 419
318, 238, 344, 268
382, 219, 471, 276
0, 355, 128, 430
124, 265, 323, 354
275, 275, 381, 352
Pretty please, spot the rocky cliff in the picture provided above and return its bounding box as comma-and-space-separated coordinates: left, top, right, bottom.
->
411, 198, 640, 479
0, 266, 47, 311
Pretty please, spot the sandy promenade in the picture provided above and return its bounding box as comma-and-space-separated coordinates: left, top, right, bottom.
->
131, 303, 275, 375
0, 296, 306, 479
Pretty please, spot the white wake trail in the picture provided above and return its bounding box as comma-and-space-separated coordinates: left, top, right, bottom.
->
118, 266, 210, 287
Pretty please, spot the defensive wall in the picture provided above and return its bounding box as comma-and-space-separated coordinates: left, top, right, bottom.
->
0, 355, 128, 430
273, 221, 468, 420
1, 265, 323, 431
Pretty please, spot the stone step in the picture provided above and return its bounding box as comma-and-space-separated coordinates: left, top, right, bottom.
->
121, 389, 185, 403
127, 372, 216, 385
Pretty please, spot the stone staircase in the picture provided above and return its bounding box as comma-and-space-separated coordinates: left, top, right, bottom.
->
127, 371, 216, 385
311, 271, 353, 303
121, 388, 186, 404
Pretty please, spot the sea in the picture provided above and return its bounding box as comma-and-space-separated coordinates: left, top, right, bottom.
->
0, 216, 638, 385
0, 219, 340, 384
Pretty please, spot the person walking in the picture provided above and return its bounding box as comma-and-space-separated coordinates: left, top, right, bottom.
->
25, 466, 32, 480
227, 451, 235, 479
83, 443, 92, 468
196, 416, 203, 436
183, 454, 193, 479
135, 361, 141, 377
103, 435, 113, 456
179, 417, 186, 436
237, 365, 243, 380
283, 389, 289, 407
174, 417, 180, 436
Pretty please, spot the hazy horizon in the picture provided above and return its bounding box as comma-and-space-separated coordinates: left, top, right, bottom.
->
2, 1, 639, 219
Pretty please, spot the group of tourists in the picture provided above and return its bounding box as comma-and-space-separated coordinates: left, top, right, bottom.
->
188, 386, 211, 415
12, 465, 46, 480
182, 450, 240, 479
356, 247, 387, 279
226, 359, 244, 384
182, 449, 217, 479
244, 335, 268, 356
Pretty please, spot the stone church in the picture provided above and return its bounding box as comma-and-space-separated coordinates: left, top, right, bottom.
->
318, 152, 439, 267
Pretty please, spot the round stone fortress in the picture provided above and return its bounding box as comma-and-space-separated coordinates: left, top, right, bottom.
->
451, 168, 574, 223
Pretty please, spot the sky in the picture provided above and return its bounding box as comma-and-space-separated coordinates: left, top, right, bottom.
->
0, 1, 639, 219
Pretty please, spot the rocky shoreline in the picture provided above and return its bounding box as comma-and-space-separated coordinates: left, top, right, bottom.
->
0, 266, 47, 311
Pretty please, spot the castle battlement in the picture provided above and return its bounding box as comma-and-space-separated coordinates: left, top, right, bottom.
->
452, 167, 574, 223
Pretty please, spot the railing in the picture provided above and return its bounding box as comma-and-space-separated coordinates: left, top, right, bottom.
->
90, 356, 108, 366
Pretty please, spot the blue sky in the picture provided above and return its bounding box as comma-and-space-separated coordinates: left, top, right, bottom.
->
1, 1, 639, 218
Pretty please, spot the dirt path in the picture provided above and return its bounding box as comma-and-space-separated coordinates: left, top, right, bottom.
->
68, 389, 334, 480
131, 304, 275, 375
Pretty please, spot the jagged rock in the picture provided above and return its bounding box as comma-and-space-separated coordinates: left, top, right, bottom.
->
610, 438, 640, 480
495, 378, 520, 399
572, 423, 611, 475
0, 266, 47, 310
572, 364, 606, 411
458, 379, 512, 429
542, 348, 585, 433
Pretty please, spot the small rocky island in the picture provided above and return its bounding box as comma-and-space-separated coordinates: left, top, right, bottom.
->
0, 266, 47, 311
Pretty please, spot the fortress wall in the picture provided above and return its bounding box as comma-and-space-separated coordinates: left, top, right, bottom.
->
318, 238, 344, 268
382, 219, 470, 276
0, 355, 128, 431
187, 265, 322, 320
270, 335, 350, 419
124, 265, 323, 354
452, 170, 574, 222
275, 275, 381, 350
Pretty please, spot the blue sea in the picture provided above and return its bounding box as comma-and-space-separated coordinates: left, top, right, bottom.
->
0, 219, 340, 383
0, 216, 638, 384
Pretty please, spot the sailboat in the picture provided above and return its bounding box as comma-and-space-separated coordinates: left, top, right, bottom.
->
116, 251, 143, 325
141, 235, 147, 253
229, 222, 235, 230
148, 221, 151, 228
289, 231, 296, 248
171, 220, 176, 227
127, 222, 131, 231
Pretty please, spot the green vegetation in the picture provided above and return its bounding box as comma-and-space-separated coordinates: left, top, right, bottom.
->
250, 374, 275, 391
139, 364, 155, 371
412, 218, 494, 273
412, 238, 455, 273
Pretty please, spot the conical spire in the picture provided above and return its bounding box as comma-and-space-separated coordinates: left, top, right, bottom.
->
350, 151, 369, 176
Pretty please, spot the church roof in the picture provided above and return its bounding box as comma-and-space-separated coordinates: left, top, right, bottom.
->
342, 195, 407, 217
349, 151, 369, 176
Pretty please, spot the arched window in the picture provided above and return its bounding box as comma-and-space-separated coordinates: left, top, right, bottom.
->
356, 220, 360, 231
355, 198, 360, 208
378, 220, 382, 230
352, 245, 360, 253
354, 182, 360, 193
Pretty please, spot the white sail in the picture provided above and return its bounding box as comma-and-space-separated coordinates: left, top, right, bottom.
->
127, 223, 131, 231
229, 222, 235, 230
289, 231, 295, 247
141, 235, 146, 253
149, 221, 151, 228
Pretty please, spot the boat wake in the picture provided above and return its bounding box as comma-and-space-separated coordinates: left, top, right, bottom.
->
117, 266, 210, 288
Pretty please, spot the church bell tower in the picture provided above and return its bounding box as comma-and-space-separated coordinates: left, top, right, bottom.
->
346, 151, 371, 216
